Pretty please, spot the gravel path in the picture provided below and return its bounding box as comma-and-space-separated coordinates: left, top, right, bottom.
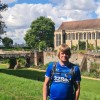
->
81, 76, 100, 81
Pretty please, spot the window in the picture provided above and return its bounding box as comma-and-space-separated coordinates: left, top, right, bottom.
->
92, 32, 95, 39
63, 33, 66, 43
56, 34, 61, 46
84, 33, 86, 39
76, 33, 78, 40
67, 33, 70, 40
79, 33, 83, 39
71, 33, 75, 40
87, 32, 91, 39
96, 32, 100, 39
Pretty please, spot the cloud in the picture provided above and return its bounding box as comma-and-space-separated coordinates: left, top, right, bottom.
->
95, 2, 100, 18
1, 29, 27, 44
3, 4, 54, 29
1, 0, 100, 45
3, 2, 97, 29
49, 0, 97, 20
50, 0, 96, 10
1, 0, 17, 4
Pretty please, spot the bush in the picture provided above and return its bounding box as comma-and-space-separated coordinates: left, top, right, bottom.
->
79, 41, 86, 50
17, 58, 26, 66
81, 71, 91, 76
0, 59, 9, 64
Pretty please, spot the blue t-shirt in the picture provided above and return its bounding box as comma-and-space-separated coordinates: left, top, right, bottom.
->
45, 61, 81, 100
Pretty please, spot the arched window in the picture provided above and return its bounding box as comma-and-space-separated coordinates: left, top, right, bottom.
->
99, 33, 100, 39
76, 33, 78, 40
62, 32, 66, 43
71, 33, 75, 40
96, 32, 100, 39
79, 33, 83, 39
84, 33, 86, 39
67, 33, 70, 40
87, 32, 91, 39
92, 32, 95, 39
56, 34, 61, 46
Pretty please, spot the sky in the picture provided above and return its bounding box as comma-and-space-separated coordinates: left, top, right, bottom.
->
1, 0, 100, 45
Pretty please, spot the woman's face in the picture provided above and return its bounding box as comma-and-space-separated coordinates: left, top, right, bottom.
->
59, 51, 70, 62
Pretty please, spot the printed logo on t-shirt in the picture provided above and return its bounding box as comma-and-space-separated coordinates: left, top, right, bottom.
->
54, 76, 71, 83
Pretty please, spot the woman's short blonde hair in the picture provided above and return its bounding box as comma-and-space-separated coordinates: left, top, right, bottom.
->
57, 44, 71, 58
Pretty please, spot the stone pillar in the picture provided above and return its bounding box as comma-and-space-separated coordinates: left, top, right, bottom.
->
95, 32, 97, 49
87, 57, 92, 73
95, 39, 97, 49
86, 32, 88, 50
77, 33, 79, 50
70, 40, 72, 49
86, 40, 88, 50
95, 32, 97, 40
8, 57, 17, 69
34, 51, 38, 66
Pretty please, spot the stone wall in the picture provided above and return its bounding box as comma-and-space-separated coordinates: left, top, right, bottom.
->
31, 51, 100, 72
43, 52, 58, 64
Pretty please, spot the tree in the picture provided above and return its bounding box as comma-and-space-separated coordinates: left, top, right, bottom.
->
39, 41, 46, 51
0, 1, 8, 40
24, 16, 55, 50
2, 37, 13, 48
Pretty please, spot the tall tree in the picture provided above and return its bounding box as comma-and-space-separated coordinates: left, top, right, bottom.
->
2, 37, 13, 48
39, 41, 46, 51
24, 16, 55, 50
0, 1, 8, 39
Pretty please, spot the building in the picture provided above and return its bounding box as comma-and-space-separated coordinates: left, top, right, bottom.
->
54, 19, 100, 50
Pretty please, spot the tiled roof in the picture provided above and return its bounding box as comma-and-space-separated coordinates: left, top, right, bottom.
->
58, 19, 100, 30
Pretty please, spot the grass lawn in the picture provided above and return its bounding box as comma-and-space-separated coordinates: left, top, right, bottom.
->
0, 64, 100, 100
0, 64, 9, 69
80, 78, 100, 100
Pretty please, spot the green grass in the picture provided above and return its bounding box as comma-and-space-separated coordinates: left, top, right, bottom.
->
80, 78, 100, 100
0, 64, 8, 69
0, 74, 42, 100
0, 68, 44, 100
0, 65, 100, 100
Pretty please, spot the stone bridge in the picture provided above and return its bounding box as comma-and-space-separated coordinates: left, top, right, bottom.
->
0, 50, 30, 59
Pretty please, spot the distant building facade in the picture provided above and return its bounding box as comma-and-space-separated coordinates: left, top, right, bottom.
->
54, 19, 100, 50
